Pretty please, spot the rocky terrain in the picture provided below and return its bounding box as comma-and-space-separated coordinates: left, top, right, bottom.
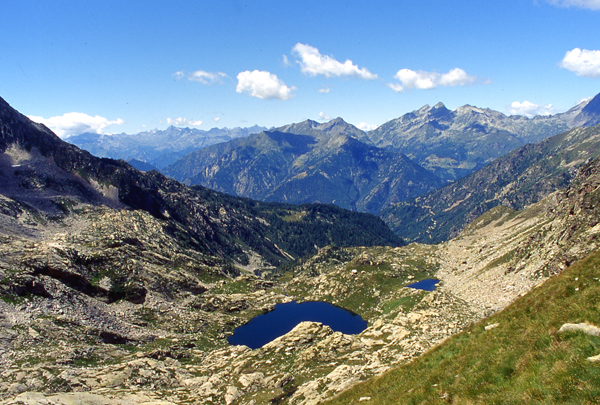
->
2, 147, 600, 405
3, 92, 600, 405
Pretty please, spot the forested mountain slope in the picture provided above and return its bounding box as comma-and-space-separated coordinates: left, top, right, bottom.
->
382, 123, 600, 243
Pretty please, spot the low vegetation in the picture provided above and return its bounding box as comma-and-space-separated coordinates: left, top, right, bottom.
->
327, 250, 600, 404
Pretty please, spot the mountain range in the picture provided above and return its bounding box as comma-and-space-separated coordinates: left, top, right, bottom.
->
0, 96, 402, 269
158, 93, 600, 220
163, 119, 444, 214
66, 125, 267, 169
367, 99, 592, 181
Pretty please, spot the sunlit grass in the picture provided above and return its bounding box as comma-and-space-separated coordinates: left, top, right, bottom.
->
327, 250, 600, 404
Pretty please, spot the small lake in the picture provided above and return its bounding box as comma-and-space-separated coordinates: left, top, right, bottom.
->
228, 301, 368, 349
406, 278, 440, 291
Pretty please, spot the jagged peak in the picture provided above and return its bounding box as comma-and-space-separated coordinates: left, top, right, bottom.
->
412, 102, 449, 116
329, 117, 347, 124
416, 104, 431, 114
456, 104, 484, 114
581, 91, 600, 115
321, 117, 356, 130
277, 117, 363, 137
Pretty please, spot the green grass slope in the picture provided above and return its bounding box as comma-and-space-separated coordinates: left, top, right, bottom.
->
327, 250, 600, 404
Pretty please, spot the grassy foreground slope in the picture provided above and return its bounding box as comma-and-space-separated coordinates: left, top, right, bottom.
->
327, 250, 600, 404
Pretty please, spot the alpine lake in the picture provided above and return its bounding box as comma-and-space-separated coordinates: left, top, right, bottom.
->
228, 279, 440, 349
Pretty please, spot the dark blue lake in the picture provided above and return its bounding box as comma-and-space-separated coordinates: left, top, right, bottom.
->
407, 278, 440, 291
228, 301, 368, 349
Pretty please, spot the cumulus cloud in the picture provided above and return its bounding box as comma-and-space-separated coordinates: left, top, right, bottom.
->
318, 112, 331, 121
236, 70, 296, 100
292, 43, 377, 80
173, 71, 185, 80
508, 101, 556, 117
388, 68, 477, 92
547, 0, 600, 9
166, 117, 203, 126
357, 122, 379, 131
559, 48, 600, 78
213, 117, 221, 123
318, 87, 330, 93
28, 112, 124, 138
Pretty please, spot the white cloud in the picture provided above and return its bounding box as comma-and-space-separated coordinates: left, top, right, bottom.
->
508, 101, 556, 117
28, 112, 124, 138
188, 70, 228, 84
318, 87, 330, 93
236, 70, 296, 100
357, 122, 379, 131
559, 48, 600, 78
389, 68, 477, 92
387, 83, 405, 93
173, 71, 185, 80
547, 0, 600, 9
282, 55, 291, 67
166, 117, 203, 126
213, 117, 221, 123
292, 43, 377, 80
438, 68, 477, 87
318, 112, 331, 121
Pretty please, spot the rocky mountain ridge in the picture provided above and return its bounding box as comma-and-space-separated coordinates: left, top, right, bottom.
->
1, 96, 402, 266
367, 95, 595, 181
382, 122, 600, 243
164, 121, 444, 214
160, 93, 600, 223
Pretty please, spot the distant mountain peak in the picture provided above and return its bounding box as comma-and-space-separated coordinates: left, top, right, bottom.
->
277, 117, 366, 142
414, 102, 449, 118
456, 104, 485, 114
417, 104, 431, 114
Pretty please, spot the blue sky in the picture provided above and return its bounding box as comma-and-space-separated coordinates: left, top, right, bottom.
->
2, 0, 600, 137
